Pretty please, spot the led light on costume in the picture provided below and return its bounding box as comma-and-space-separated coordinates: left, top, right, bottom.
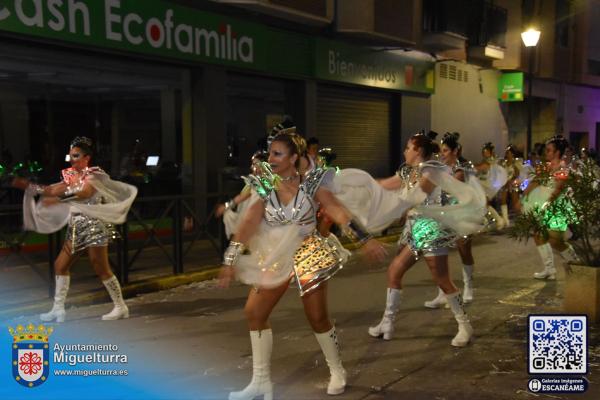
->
399, 161, 452, 256
398, 160, 487, 257
522, 162, 577, 232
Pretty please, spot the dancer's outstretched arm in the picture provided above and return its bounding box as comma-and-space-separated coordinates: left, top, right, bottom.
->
316, 187, 387, 263
215, 187, 252, 217
377, 174, 403, 190
12, 177, 66, 196
41, 181, 97, 206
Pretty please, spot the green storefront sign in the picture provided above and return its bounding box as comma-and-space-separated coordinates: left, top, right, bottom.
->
498, 72, 524, 102
0, 0, 267, 69
315, 39, 435, 93
0, 0, 434, 94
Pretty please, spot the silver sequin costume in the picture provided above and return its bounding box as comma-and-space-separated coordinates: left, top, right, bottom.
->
62, 168, 118, 253
234, 165, 348, 291
397, 161, 457, 256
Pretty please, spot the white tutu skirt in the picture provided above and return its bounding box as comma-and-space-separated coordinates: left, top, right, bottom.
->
480, 164, 508, 199
235, 222, 350, 290
236, 223, 303, 288
522, 185, 552, 213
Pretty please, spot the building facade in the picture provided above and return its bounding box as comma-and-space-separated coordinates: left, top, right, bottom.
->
1, 0, 599, 209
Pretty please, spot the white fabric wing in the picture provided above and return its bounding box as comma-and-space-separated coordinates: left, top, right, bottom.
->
481, 163, 509, 198
71, 173, 137, 224
332, 168, 426, 234
416, 166, 487, 236
223, 199, 250, 239
22, 194, 71, 234
22, 171, 137, 234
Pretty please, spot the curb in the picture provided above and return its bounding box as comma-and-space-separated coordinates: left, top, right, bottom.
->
1, 234, 401, 320
1, 267, 221, 320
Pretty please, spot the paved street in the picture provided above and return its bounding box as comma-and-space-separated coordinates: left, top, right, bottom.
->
5, 234, 599, 399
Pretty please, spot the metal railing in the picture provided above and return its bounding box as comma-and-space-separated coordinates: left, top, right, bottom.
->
1, 192, 234, 297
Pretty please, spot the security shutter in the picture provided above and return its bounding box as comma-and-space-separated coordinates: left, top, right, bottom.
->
316, 85, 391, 177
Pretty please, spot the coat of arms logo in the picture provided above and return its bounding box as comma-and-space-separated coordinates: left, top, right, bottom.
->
8, 323, 53, 388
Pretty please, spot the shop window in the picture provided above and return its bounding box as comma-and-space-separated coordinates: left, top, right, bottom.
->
0, 46, 183, 203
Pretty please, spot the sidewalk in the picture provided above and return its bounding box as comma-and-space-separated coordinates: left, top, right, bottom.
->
0, 231, 401, 319
0, 238, 223, 319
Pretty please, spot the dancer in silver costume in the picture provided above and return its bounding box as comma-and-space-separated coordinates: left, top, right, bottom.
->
12, 137, 137, 322
499, 144, 524, 226
368, 132, 486, 347
219, 132, 386, 399
522, 135, 581, 280
475, 142, 508, 229
424, 132, 480, 307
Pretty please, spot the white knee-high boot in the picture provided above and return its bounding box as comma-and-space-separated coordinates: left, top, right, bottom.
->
40, 275, 70, 323
424, 287, 447, 308
534, 243, 556, 280
559, 244, 581, 264
101, 276, 129, 320
229, 330, 273, 400
501, 204, 510, 227
445, 291, 473, 347
315, 327, 346, 396
462, 264, 474, 303
368, 288, 402, 340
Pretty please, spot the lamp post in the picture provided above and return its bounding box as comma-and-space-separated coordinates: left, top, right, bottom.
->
521, 28, 541, 157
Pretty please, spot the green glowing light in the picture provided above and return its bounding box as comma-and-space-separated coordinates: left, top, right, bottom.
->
540, 195, 577, 232
411, 218, 444, 250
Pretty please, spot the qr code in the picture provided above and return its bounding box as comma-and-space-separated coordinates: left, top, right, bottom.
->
529, 315, 587, 374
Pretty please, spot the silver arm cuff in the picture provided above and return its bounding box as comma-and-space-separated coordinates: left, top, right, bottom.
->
64, 183, 83, 196
223, 241, 245, 266
224, 199, 238, 212
26, 183, 46, 195
342, 218, 373, 246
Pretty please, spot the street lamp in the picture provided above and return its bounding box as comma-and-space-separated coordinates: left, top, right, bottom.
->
521, 28, 540, 157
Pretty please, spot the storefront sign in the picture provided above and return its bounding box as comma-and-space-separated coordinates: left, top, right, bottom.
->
498, 72, 524, 102
315, 39, 435, 94
0, 0, 435, 93
0, 0, 266, 69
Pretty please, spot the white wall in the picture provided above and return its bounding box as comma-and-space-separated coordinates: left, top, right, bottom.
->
562, 85, 600, 150
531, 79, 600, 150
431, 61, 508, 161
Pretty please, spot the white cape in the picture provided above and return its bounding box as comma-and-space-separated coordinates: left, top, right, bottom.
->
332, 168, 426, 234
416, 165, 488, 236
23, 170, 137, 234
